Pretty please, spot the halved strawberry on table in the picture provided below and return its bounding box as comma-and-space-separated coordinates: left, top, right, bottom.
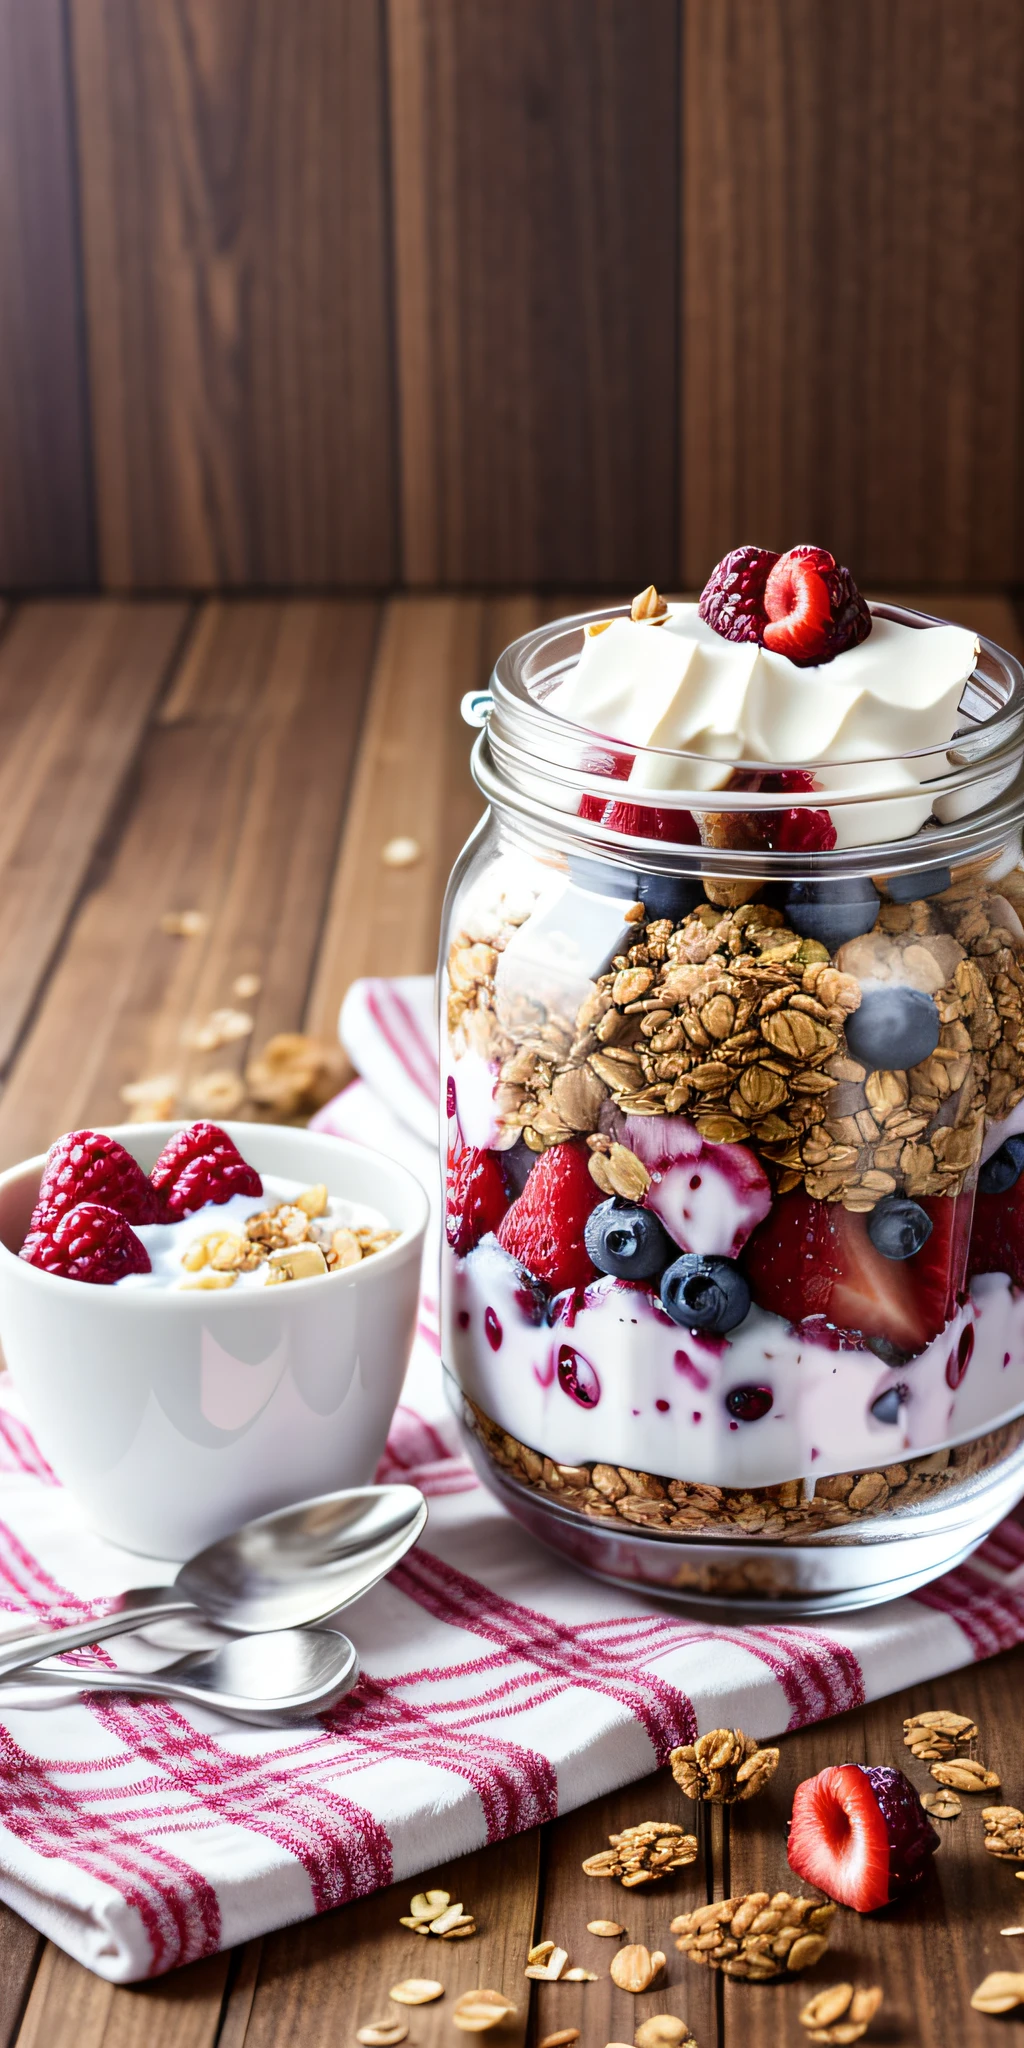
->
496, 1138, 602, 1292
743, 1189, 970, 1355
788, 1763, 938, 1913
446, 1144, 510, 1255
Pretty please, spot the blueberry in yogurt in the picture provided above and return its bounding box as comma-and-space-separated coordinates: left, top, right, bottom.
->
870, 1384, 908, 1425
660, 1254, 750, 1334
585, 1198, 672, 1280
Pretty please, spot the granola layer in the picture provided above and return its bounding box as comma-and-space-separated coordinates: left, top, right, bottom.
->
447, 869, 1024, 1212
461, 1396, 1024, 1543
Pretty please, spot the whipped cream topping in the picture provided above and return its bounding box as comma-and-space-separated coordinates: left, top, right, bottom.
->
549, 604, 980, 847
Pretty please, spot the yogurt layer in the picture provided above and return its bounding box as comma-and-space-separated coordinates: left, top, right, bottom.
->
447, 1236, 1024, 1490
117, 1174, 392, 1291
548, 605, 979, 847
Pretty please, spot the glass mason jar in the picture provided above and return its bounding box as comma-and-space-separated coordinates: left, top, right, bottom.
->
440, 601, 1024, 1614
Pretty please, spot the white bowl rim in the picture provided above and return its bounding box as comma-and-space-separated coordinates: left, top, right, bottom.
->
0, 1120, 430, 1309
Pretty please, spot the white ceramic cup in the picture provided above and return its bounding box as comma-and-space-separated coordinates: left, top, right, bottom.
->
0, 1122, 429, 1559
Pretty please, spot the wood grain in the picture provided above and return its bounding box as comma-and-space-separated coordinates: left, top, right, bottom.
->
531, 1770, 716, 2048
0, 601, 187, 1076
0, 1905, 39, 2048
0, 1, 93, 588
70, 0, 396, 588
236, 1831, 539, 2048
682, 0, 1024, 590
16, 1942, 230, 2048
305, 595, 542, 1037
0, 600, 377, 1166
885, 592, 1024, 655
388, 0, 679, 588
721, 1646, 1024, 2047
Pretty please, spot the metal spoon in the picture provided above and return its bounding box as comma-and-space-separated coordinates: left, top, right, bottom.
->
11, 1627, 360, 1726
0, 1483, 426, 1682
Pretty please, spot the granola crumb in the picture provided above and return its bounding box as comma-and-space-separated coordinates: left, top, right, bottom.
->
381, 836, 422, 868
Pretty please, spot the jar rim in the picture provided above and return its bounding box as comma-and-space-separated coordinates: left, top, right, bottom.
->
473, 598, 1024, 878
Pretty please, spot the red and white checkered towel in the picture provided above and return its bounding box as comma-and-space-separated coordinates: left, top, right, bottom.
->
2, 974, 1024, 1983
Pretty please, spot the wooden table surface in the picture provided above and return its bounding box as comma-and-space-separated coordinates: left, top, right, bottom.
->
2, 589, 1024, 2047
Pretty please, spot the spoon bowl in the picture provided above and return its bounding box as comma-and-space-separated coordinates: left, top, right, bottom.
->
20, 1627, 360, 1725
179, 1484, 428, 1630
0, 1482, 427, 1682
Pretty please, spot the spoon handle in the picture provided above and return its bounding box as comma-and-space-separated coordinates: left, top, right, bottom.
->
0, 1589, 197, 1680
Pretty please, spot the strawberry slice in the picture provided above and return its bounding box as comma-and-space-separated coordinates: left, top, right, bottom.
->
603, 801, 701, 842
497, 1139, 601, 1292
788, 1764, 938, 1912
578, 794, 700, 841
446, 1144, 509, 1255
968, 1172, 1024, 1287
743, 1190, 968, 1353
581, 746, 635, 781
578, 746, 635, 823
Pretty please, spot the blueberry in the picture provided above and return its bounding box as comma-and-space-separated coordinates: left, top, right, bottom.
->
785, 878, 880, 950
866, 1196, 933, 1261
659, 1254, 751, 1333
844, 985, 940, 1073
568, 853, 641, 898
585, 1199, 672, 1280
870, 1384, 909, 1425
638, 873, 704, 922
978, 1136, 1024, 1195
725, 1384, 773, 1422
887, 865, 952, 904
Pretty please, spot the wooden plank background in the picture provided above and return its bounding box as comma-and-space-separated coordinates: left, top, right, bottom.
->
0, 0, 1022, 593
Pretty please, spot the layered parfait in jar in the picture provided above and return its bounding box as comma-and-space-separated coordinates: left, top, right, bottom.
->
440, 546, 1024, 1608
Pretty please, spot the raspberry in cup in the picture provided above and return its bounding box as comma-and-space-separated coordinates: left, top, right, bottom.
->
19, 1122, 396, 1289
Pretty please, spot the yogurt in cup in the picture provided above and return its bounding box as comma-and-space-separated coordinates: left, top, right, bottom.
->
0, 1121, 428, 1557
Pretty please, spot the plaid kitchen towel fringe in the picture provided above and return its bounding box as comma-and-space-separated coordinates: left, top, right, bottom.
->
0, 973, 1023, 1981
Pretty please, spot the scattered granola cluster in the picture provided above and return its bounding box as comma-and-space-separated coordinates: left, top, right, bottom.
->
670, 1892, 835, 1979
902, 1708, 977, 1761
983, 1806, 1024, 1859
669, 1728, 779, 1804
463, 1398, 1024, 1541
447, 873, 1024, 1213
581, 1820, 697, 1887
180, 1183, 397, 1289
